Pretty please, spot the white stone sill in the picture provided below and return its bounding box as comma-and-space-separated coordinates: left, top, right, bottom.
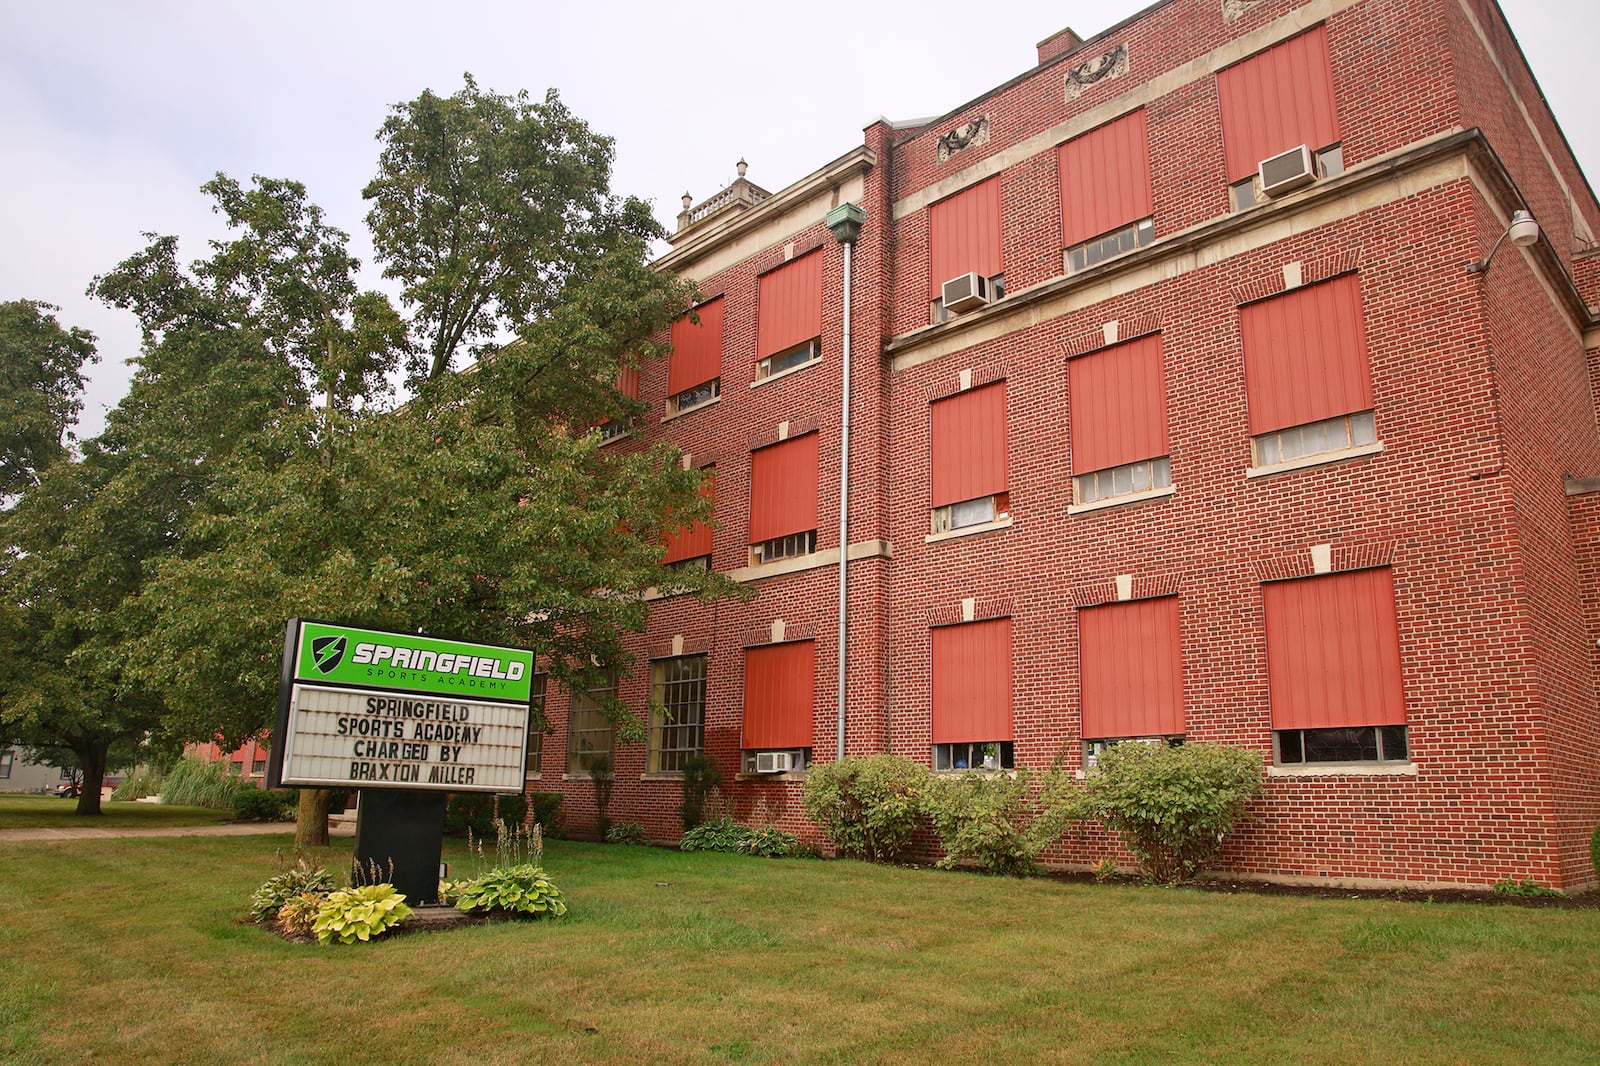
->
1268, 762, 1417, 778
1246, 442, 1384, 480
733, 771, 809, 783
924, 515, 1013, 544
1067, 483, 1176, 516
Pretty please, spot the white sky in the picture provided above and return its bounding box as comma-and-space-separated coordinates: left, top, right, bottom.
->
2, 0, 1594, 440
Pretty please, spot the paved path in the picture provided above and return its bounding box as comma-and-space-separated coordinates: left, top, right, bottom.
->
0, 822, 354, 843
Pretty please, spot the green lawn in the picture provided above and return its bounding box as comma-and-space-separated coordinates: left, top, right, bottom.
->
1, 836, 1595, 1065
0, 793, 235, 830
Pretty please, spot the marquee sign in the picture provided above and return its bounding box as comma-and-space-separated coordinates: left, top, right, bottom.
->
269, 619, 534, 794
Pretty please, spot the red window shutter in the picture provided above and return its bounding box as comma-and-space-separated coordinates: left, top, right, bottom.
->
615, 365, 640, 400
662, 469, 714, 564
1079, 597, 1184, 739
748, 433, 818, 544
929, 177, 1003, 299
930, 381, 1008, 508
1240, 273, 1372, 435
743, 641, 815, 749
668, 297, 724, 395
931, 618, 1013, 744
1217, 25, 1341, 182
757, 251, 823, 359
1263, 568, 1406, 730
1059, 109, 1154, 248
1067, 333, 1168, 474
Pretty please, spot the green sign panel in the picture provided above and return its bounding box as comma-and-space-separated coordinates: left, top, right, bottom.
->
293, 621, 534, 704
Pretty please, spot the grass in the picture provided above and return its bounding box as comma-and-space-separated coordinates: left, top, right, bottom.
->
0, 793, 234, 830
1, 836, 1597, 1065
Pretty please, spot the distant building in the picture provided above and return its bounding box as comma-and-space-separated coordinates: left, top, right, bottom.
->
526, 0, 1600, 890
0, 747, 70, 793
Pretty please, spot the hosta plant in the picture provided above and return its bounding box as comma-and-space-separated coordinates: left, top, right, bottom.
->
312, 884, 414, 945
455, 864, 568, 918
275, 892, 328, 938
250, 859, 336, 924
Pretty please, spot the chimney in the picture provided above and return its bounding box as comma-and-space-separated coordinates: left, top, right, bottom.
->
1037, 26, 1083, 65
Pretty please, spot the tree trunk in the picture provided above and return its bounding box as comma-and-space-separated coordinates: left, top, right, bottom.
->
295, 787, 332, 847
73, 740, 108, 816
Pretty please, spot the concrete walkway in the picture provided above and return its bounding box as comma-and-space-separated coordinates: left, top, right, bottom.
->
0, 821, 354, 843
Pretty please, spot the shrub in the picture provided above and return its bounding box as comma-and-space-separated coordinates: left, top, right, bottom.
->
1080, 742, 1263, 884
231, 785, 295, 822
801, 754, 929, 863
679, 817, 796, 857
606, 822, 649, 845
313, 884, 414, 945
921, 769, 1077, 876
443, 793, 529, 838
111, 766, 162, 801
159, 753, 247, 809
250, 859, 336, 924
590, 753, 616, 840
529, 792, 563, 837
680, 754, 723, 830
455, 864, 568, 918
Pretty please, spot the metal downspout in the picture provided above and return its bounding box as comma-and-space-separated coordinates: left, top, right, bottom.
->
827, 202, 865, 761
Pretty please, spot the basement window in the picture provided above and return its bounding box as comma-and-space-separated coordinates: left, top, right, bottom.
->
1276, 725, 1408, 765
933, 741, 1014, 772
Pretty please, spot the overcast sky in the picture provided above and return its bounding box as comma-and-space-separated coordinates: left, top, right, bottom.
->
3, 0, 1594, 440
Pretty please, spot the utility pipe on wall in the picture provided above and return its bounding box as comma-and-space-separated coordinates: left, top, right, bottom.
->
826, 202, 865, 762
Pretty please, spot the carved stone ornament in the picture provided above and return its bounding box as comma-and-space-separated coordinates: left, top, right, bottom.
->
1222, 0, 1267, 22
937, 115, 991, 163
1064, 43, 1129, 102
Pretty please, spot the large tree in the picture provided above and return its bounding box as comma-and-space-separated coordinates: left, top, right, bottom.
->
364, 76, 668, 380
0, 299, 97, 498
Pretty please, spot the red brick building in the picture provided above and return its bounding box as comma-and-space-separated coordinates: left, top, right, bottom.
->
529, 0, 1600, 890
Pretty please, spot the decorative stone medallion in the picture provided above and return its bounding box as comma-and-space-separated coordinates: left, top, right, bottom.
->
938, 115, 991, 162
1064, 44, 1128, 101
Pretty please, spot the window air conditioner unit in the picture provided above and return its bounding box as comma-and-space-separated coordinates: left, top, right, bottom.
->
941, 272, 992, 315
1258, 145, 1316, 198
754, 751, 794, 774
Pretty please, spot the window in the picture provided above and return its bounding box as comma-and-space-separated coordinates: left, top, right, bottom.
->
753, 529, 816, 563
1229, 146, 1344, 212
757, 252, 822, 380
1277, 726, 1408, 765
595, 365, 640, 443
931, 618, 1013, 770
1264, 568, 1408, 765
1079, 597, 1185, 763
929, 177, 1003, 312
251, 760, 266, 774
526, 674, 547, 774
1241, 274, 1375, 470
1217, 26, 1342, 206
1083, 735, 1184, 769
567, 669, 618, 775
1060, 110, 1155, 270
748, 433, 818, 566
757, 339, 821, 381
668, 379, 720, 416
650, 656, 706, 773
743, 640, 815, 765
662, 467, 714, 569
1068, 220, 1154, 272
668, 296, 723, 415
0, 750, 12, 778
1253, 410, 1375, 468
930, 381, 1008, 534
934, 741, 1014, 772
1068, 333, 1171, 507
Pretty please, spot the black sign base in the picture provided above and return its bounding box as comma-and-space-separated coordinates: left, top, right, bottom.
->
352, 789, 447, 906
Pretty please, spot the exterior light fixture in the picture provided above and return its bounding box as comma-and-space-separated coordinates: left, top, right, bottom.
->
1467, 209, 1540, 274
